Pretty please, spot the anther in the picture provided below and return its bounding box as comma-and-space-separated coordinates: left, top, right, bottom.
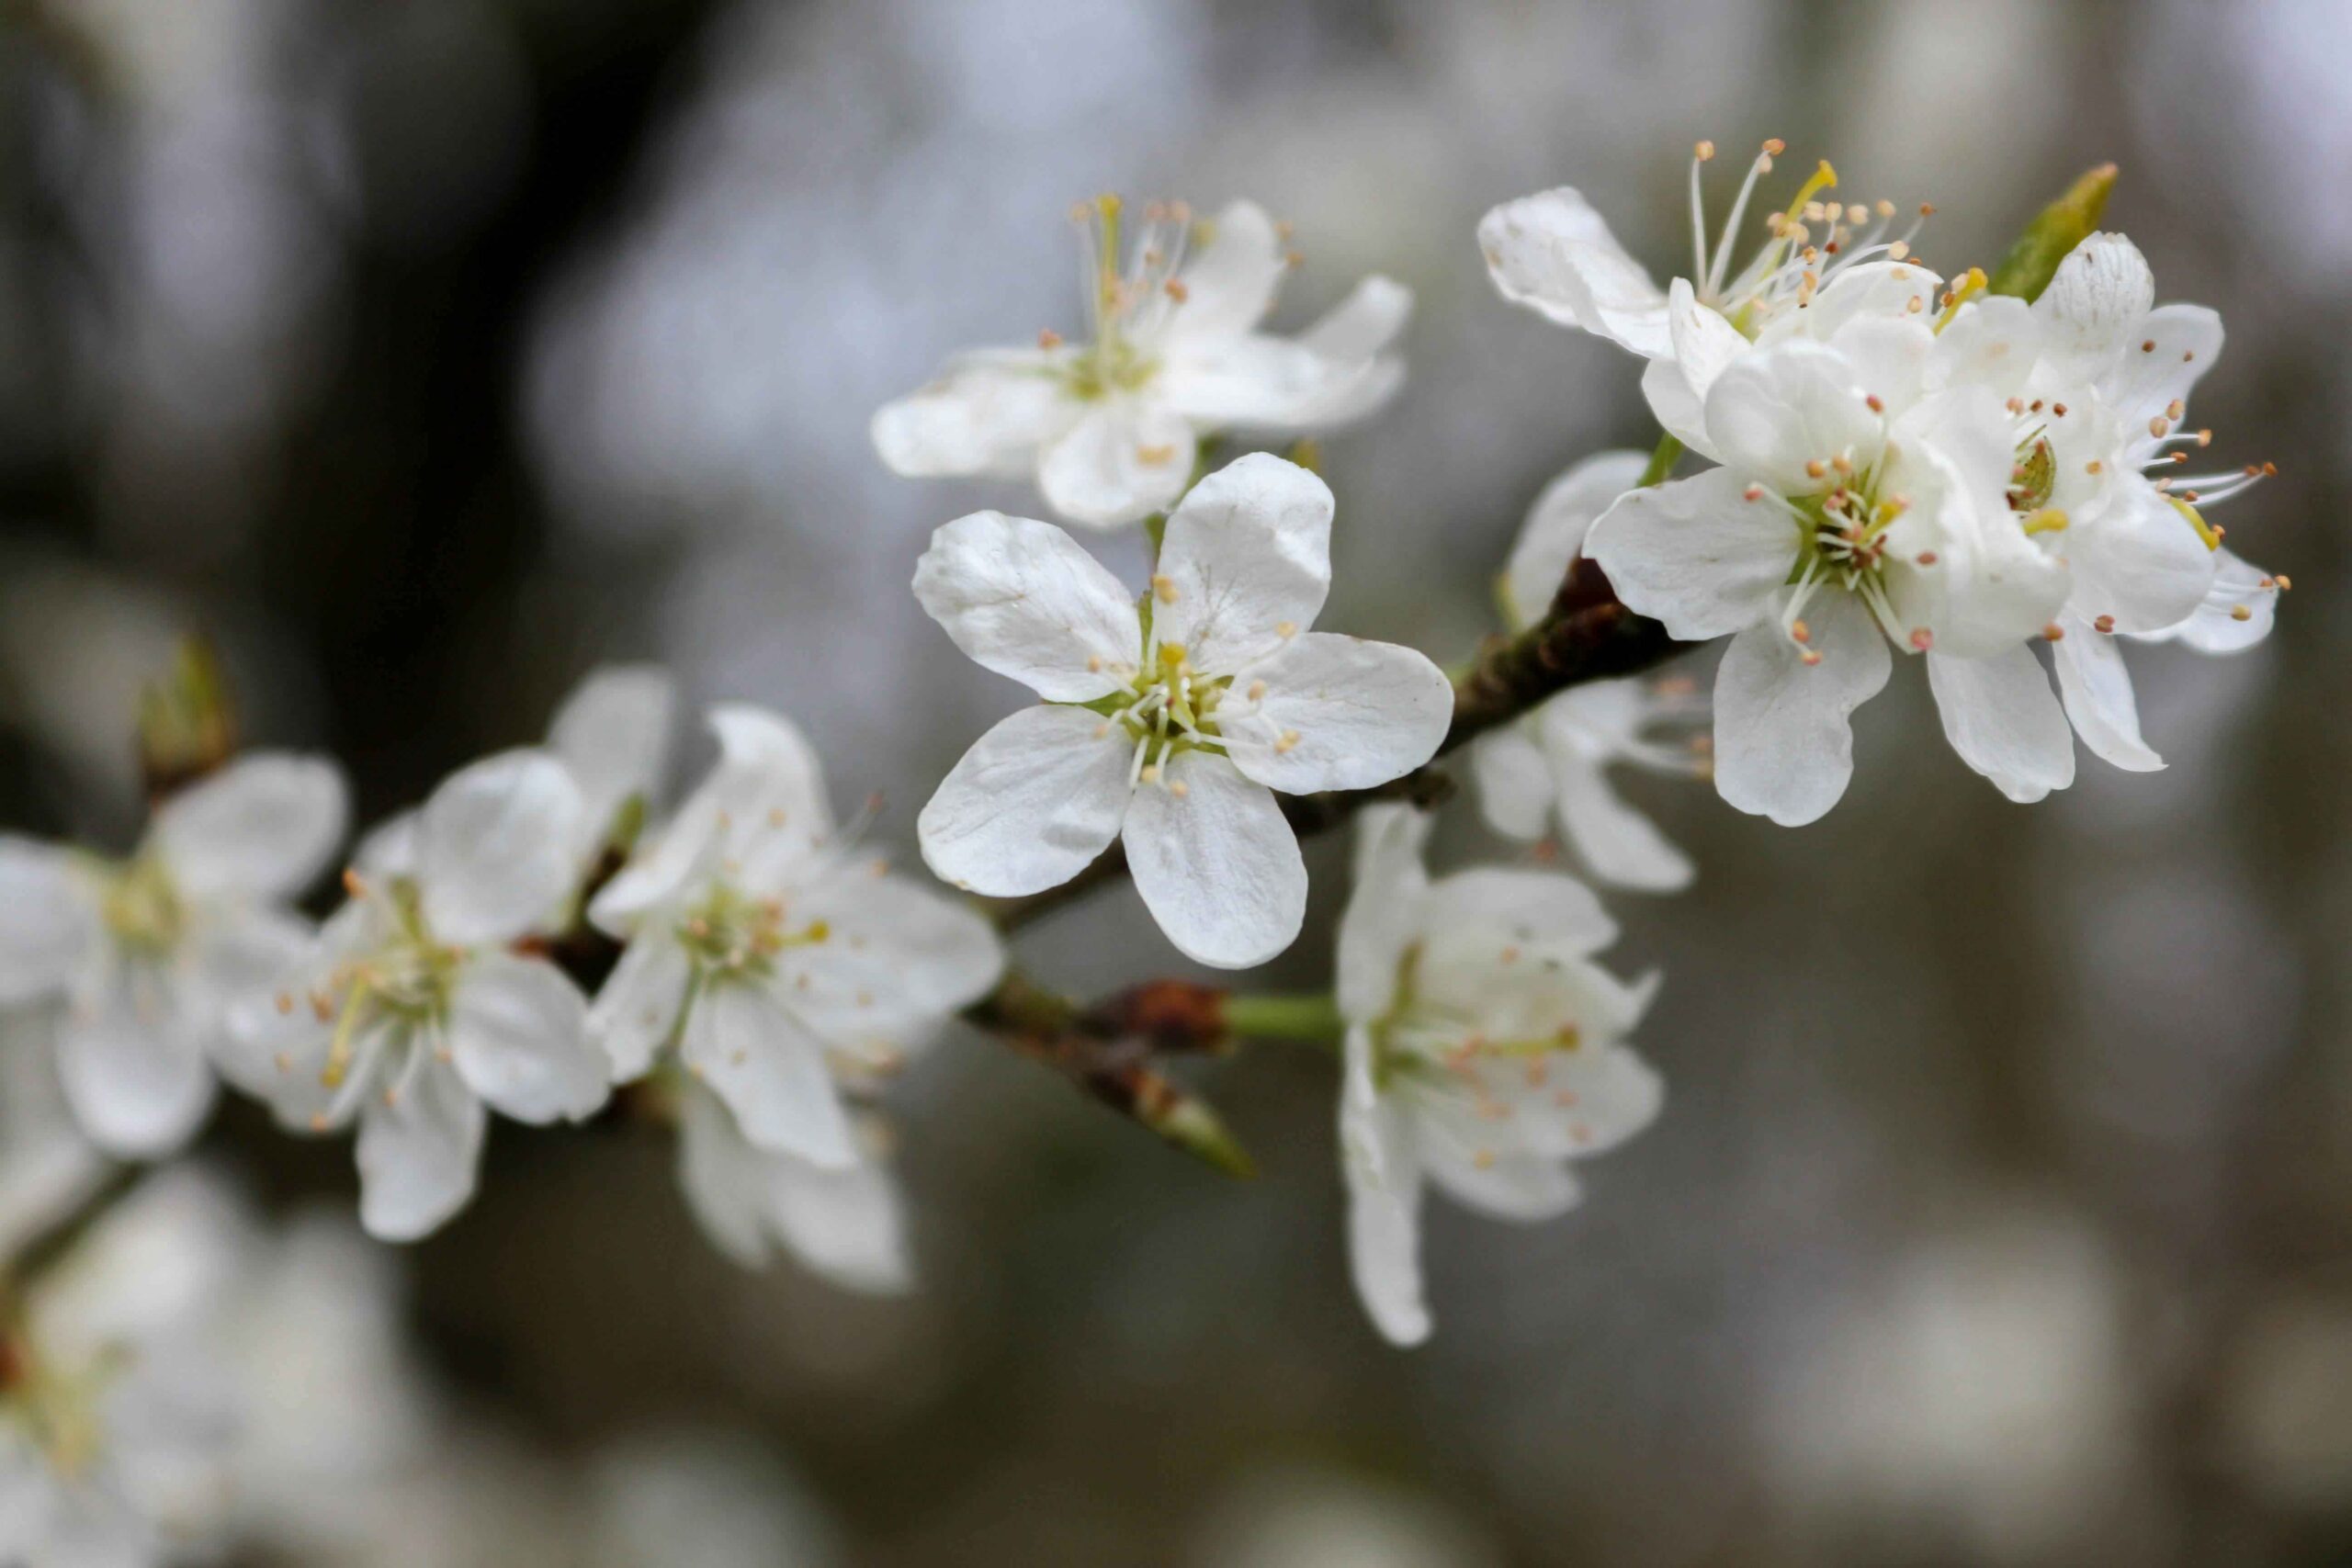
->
2230, 604, 2254, 622
2142, 339, 2156, 353
2094, 614, 2116, 634
2044, 622, 2064, 641
1273, 729, 1301, 754
1152, 573, 1179, 604
1909, 627, 1934, 650
1791, 620, 1812, 645
1694, 140, 1716, 160
1247, 679, 1267, 702
1866, 394, 1884, 413
1916, 550, 1939, 565
1274, 620, 1297, 638
1038, 329, 1062, 349
2052, 402, 2068, 416
1137, 444, 1177, 466
1163, 278, 1189, 302
1805, 458, 1827, 479
1743, 483, 1765, 502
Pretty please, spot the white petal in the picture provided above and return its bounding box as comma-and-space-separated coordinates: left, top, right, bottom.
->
2052, 613, 2163, 773
586, 931, 692, 1082
1542, 747, 1694, 893
1336, 807, 1430, 1025
2143, 548, 2278, 654
757, 1145, 913, 1295
1702, 339, 1884, 494
152, 752, 348, 903
1549, 1043, 1668, 1156
1583, 468, 1792, 640
910, 510, 1140, 701
1035, 400, 1195, 528
1122, 751, 1304, 969
1825, 313, 1931, 413
2069, 481, 2219, 634
1296, 274, 1413, 362
773, 870, 1003, 1044
0, 1018, 104, 1258
1424, 1149, 1581, 1222
354, 809, 419, 879
1221, 633, 1453, 795
681, 981, 855, 1169
1418, 866, 1618, 960
1340, 1087, 1428, 1346
1713, 588, 1891, 826
870, 347, 1071, 478
2102, 303, 2223, 435
1156, 334, 1374, 428
917, 705, 1131, 897
416, 750, 585, 945
1150, 453, 1333, 672
1777, 259, 1942, 343
1167, 200, 1285, 343
0, 837, 92, 1005
1500, 448, 1651, 628
2035, 231, 2154, 377
1927, 644, 2077, 804
356, 1057, 486, 1242
1926, 294, 2041, 400
547, 665, 674, 836
55, 976, 217, 1157
674, 1080, 772, 1268
447, 953, 604, 1123
1470, 725, 1553, 840
1639, 279, 1748, 457
1476, 186, 1669, 356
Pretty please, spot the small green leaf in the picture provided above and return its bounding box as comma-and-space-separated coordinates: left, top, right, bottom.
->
1987, 163, 2118, 303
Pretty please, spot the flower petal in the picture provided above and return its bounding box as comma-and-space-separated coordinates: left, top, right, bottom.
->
1122, 751, 1304, 969
2051, 612, 2162, 773
1639, 279, 1748, 457
586, 930, 692, 1082
1713, 588, 1891, 826
356, 1057, 486, 1242
1926, 644, 2077, 804
153, 752, 347, 903
1583, 467, 1792, 640
417, 750, 585, 945
1500, 449, 1651, 629
870, 347, 1070, 478
1471, 724, 1554, 841
681, 981, 855, 1169
674, 1080, 771, 1268
1156, 334, 1374, 428
2035, 231, 2154, 378
1036, 400, 1195, 528
774, 870, 1003, 1046
2069, 480, 2218, 634
547, 665, 674, 839
911, 510, 1140, 702
1221, 633, 1453, 795
1540, 741, 1694, 893
1167, 200, 1285, 344
1340, 1082, 1428, 1347
0, 837, 92, 1005
756, 1145, 912, 1295
1336, 807, 1430, 1025
1702, 339, 1884, 494
1424, 1149, 1581, 1222
2142, 548, 2278, 654
1297, 274, 1412, 362
447, 952, 604, 1123
1476, 186, 1669, 356
1418, 866, 1617, 963
55, 975, 216, 1157
2103, 303, 2223, 436
917, 705, 1131, 897
1150, 453, 1333, 672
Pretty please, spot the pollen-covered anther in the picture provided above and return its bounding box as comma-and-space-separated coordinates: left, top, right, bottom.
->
1866, 394, 1884, 413
1694, 139, 1716, 161
2043, 622, 2065, 641
2086, 459, 2103, 474
1246, 680, 1267, 702
1273, 729, 1302, 754
2052, 402, 2068, 417
1908, 627, 1934, 650
342, 867, 368, 899
1790, 619, 1812, 645
1916, 549, 1938, 566
1086, 655, 1103, 672
1830, 454, 1854, 476
1274, 620, 1297, 639
2230, 604, 2254, 622
2094, 614, 2117, 634
1805, 457, 1827, 479
2149, 415, 2171, 440
1037, 328, 1062, 349
1136, 444, 1177, 467
1151, 573, 1179, 604
1743, 483, 1765, 502
1139, 764, 1161, 784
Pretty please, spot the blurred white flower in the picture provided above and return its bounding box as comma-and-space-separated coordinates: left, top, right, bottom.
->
0, 753, 346, 1156
1334, 807, 1663, 1347
0, 1169, 252, 1568
1474, 451, 1705, 891
0, 1011, 106, 1257
915, 454, 1452, 967
587, 702, 997, 1198
221, 750, 609, 1241
584, 1428, 842, 1568
874, 197, 1408, 528
1585, 321, 2075, 824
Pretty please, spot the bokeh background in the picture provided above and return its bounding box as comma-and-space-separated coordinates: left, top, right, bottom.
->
3, 0, 2348, 1562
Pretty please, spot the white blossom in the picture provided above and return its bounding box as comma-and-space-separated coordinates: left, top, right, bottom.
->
0, 1011, 105, 1258
546, 663, 676, 867
0, 1169, 252, 1568
0, 753, 346, 1157
914, 454, 1453, 967
1584, 317, 2075, 824
220, 750, 610, 1242
1335, 807, 1663, 1347
1472, 451, 1706, 890
874, 197, 1409, 528
585, 704, 998, 1279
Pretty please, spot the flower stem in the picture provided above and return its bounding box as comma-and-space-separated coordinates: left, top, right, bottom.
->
1638, 432, 1682, 488
1224, 991, 1345, 1044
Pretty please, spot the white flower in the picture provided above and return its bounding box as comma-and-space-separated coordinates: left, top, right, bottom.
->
1472, 451, 1706, 891
1585, 319, 2075, 825
1335, 807, 1663, 1348
1480, 143, 1942, 441
584, 1428, 844, 1568
913, 454, 1454, 967
873, 197, 1410, 529
547, 663, 676, 864
220, 750, 610, 1242
0, 1010, 105, 1258
1992, 232, 2280, 769
0, 753, 347, 1156
0, 1168, 254, 1568
586, 704, 1000, 1192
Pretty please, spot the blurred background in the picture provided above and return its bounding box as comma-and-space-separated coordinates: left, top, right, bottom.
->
1, 0, 2347, 1562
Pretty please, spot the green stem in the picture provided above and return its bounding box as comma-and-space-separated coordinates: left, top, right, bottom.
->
1144, 511, 1167, 562
1224, 991, 1345, 1044
1637, 432, 1683, 489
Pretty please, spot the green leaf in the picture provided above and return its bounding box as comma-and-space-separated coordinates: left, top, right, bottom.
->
1987, 163, 2118, 303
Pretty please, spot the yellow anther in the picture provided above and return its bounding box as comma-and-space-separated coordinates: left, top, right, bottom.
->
1152, 575, 1179, 604
2021, 507, 2069, 536
1935, 265, 1987, 331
